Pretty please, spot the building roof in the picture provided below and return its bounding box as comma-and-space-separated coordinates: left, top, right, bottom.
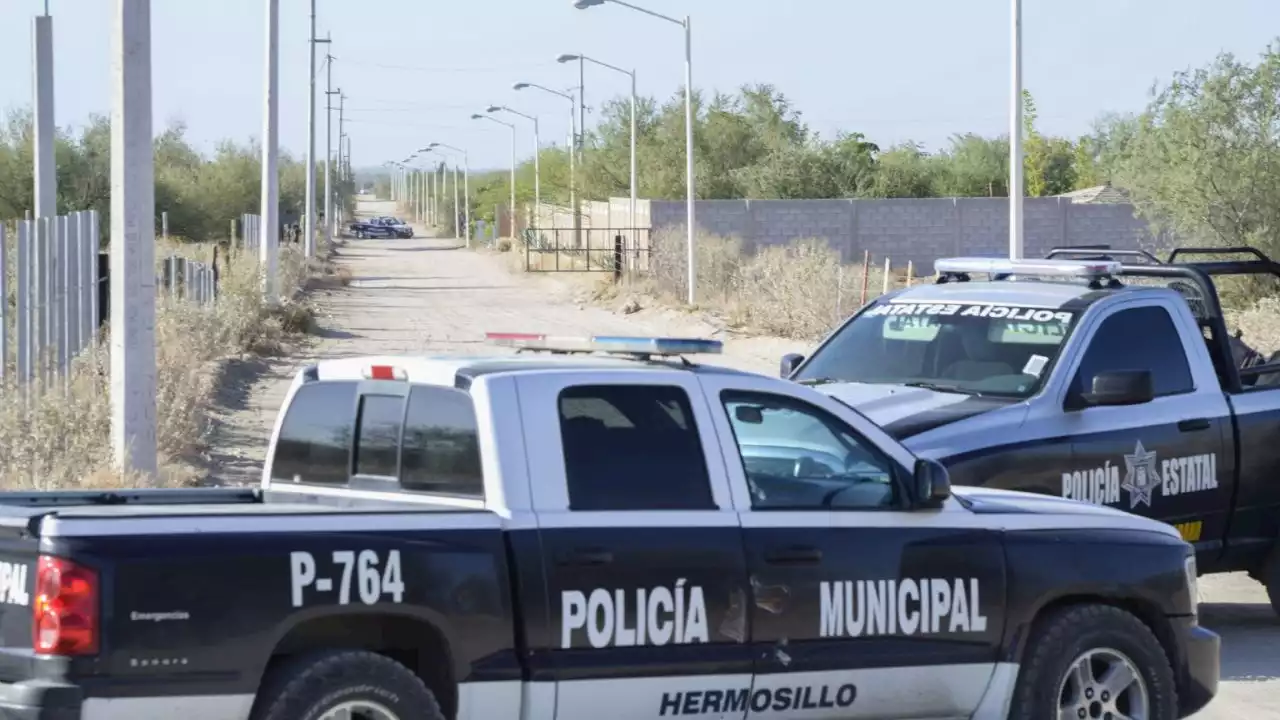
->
1057, 184, 1131, 204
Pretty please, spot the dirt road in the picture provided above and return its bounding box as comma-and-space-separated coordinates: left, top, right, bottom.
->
203, 199, 1278, 718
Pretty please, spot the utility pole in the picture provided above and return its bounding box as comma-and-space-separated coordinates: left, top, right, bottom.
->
260, 0, 280, 303
33, 4, 56, 373
304, 5, 329, 259
325, 70, 338, 248
33, 6, 56, 223
1009, 0, 1024, 259
111, 0, 158, 477
578, 56, 586, 154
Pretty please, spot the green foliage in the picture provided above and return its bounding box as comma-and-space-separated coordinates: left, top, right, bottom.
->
1103, 41, 1280, 258
435, 83, 1112, 231
0, 110, 355, 243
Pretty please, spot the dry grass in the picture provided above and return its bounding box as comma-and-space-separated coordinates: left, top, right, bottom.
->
620, 226, 904, 340
1228, 297, 1280, 355
0, 239, 320, 489
609, 227, 1280, 352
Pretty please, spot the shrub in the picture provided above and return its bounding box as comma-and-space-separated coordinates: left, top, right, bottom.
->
0, 241, 315, 488
646, 226, 902, 340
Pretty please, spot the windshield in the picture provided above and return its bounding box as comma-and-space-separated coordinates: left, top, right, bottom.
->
794, 299, 1080, 397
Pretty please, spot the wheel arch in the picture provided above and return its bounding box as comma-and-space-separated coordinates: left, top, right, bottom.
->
254, 608, 462, 719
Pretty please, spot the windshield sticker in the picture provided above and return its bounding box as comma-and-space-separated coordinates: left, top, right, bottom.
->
1061, 440, 1219, 509
989, 320, 1070, 345
1022, 354, 1049, 377
883, 315, 941, 341
866, 302, 1072, 324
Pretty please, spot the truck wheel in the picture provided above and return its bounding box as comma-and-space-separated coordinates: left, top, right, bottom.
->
1008, 604, 1177, 720
252, 650, 444, 720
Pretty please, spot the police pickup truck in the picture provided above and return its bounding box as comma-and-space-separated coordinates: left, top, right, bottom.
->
0, 335, 1216, 720
781, 248, 1280, 612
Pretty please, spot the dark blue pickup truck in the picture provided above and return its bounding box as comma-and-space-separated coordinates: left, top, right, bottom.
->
348, 216, 413, 239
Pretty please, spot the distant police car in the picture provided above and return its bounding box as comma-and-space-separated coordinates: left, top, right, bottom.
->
0, 334, 1217, 720
783, 247, 1280, 612
348, 216, 412, 238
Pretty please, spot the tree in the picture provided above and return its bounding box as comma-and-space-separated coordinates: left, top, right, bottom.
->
1105, 41, 1280, 256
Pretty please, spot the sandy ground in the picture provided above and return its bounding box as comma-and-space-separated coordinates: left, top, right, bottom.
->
201, 199, 1280, 718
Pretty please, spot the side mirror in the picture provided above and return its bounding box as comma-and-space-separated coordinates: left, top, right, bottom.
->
912, 458, 952, 508
780, 353, 805, 378
1080, 369, 1154, 408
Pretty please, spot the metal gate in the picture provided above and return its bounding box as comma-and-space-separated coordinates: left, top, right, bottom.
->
522, 227, 650, 280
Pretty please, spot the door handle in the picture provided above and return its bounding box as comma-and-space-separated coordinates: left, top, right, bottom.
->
555, 548, 614, 567
763, 546, 823, 565
1178, 418, 1211, 432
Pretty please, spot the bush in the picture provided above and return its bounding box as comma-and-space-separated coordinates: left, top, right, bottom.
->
0, 242, 314, 488
646, 226, 903, 340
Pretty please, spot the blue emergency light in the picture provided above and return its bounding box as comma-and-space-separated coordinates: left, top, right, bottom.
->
485, 332, 723, 356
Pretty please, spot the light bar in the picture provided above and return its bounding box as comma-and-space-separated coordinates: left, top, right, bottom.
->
484, 332, 723, 356
935, 257, 1122, 278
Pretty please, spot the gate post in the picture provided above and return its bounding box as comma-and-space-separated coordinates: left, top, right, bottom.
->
613, 233, 623, 282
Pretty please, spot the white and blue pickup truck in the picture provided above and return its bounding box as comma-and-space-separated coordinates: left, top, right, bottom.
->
0, 335, 1217, 720
781, 248, 1280, 613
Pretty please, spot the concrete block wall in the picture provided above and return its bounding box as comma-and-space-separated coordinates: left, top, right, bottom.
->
644, 197, 1166, 272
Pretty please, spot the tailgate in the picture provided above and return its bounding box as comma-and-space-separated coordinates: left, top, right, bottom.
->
0, 516, 42, 676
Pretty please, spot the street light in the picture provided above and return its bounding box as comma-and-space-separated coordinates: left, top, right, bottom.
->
514, 81, 577, 238
575, 0, 695, 304
487, 105, 540, 224
425, 143, 471, 247
557, 52, 637, 235
418, 147, 459, 240
472, 112, 518, 240
1009, 0, 1024, 259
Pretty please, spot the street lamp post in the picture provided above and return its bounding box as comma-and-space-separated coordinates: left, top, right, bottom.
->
472, 113, 518, 239
261, 0, 280, 304
514, 82, 578, 244
487, 106, 540, 225
557, 53, 637, 235
425, 143, 471, 246
574, 0, 695, 304
1009, 0, 1024, 260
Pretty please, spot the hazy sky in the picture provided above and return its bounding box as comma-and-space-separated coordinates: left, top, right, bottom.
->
1, 0, 1278, 171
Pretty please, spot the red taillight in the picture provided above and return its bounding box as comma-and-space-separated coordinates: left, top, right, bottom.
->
33, 556, 98, 656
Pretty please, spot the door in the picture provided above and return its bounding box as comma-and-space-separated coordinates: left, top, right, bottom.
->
1057, 302, 1232, 555
698, 374, 1006, 719
515, 373, 753, 720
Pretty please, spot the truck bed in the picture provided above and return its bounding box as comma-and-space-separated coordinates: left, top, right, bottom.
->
0, 486, 492, 537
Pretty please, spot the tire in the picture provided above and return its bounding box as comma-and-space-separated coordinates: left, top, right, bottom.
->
1009, 603, 1178, 720
251, 650, 444, 720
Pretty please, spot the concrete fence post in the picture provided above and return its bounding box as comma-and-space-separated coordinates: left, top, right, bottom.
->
66, 213, 81, 361
17, 220, 31, 391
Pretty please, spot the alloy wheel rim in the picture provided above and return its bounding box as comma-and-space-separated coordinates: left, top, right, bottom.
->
318, 699, 400, 720
1057, 647, 1149, 720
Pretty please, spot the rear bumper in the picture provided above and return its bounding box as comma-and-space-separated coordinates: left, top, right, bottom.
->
0, 679, 80, 720
1172, 618, 1220, 717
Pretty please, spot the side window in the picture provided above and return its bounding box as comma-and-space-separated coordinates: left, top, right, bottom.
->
271, 381, 357, 485
721, 390, 898, 510
401, 386, 484, 497
354, 394, 405, 478
1072, 306, 1193, 398
558, 384, 714, 511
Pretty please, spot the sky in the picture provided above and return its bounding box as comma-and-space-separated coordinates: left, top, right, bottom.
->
1, 0, 1279, 173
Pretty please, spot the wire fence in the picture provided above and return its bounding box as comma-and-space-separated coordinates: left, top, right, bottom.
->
2, 210, 230, 399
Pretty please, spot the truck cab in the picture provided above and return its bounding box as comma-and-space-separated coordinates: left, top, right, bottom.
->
0, 335, 1217, 720
782, 249, 1280, 609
